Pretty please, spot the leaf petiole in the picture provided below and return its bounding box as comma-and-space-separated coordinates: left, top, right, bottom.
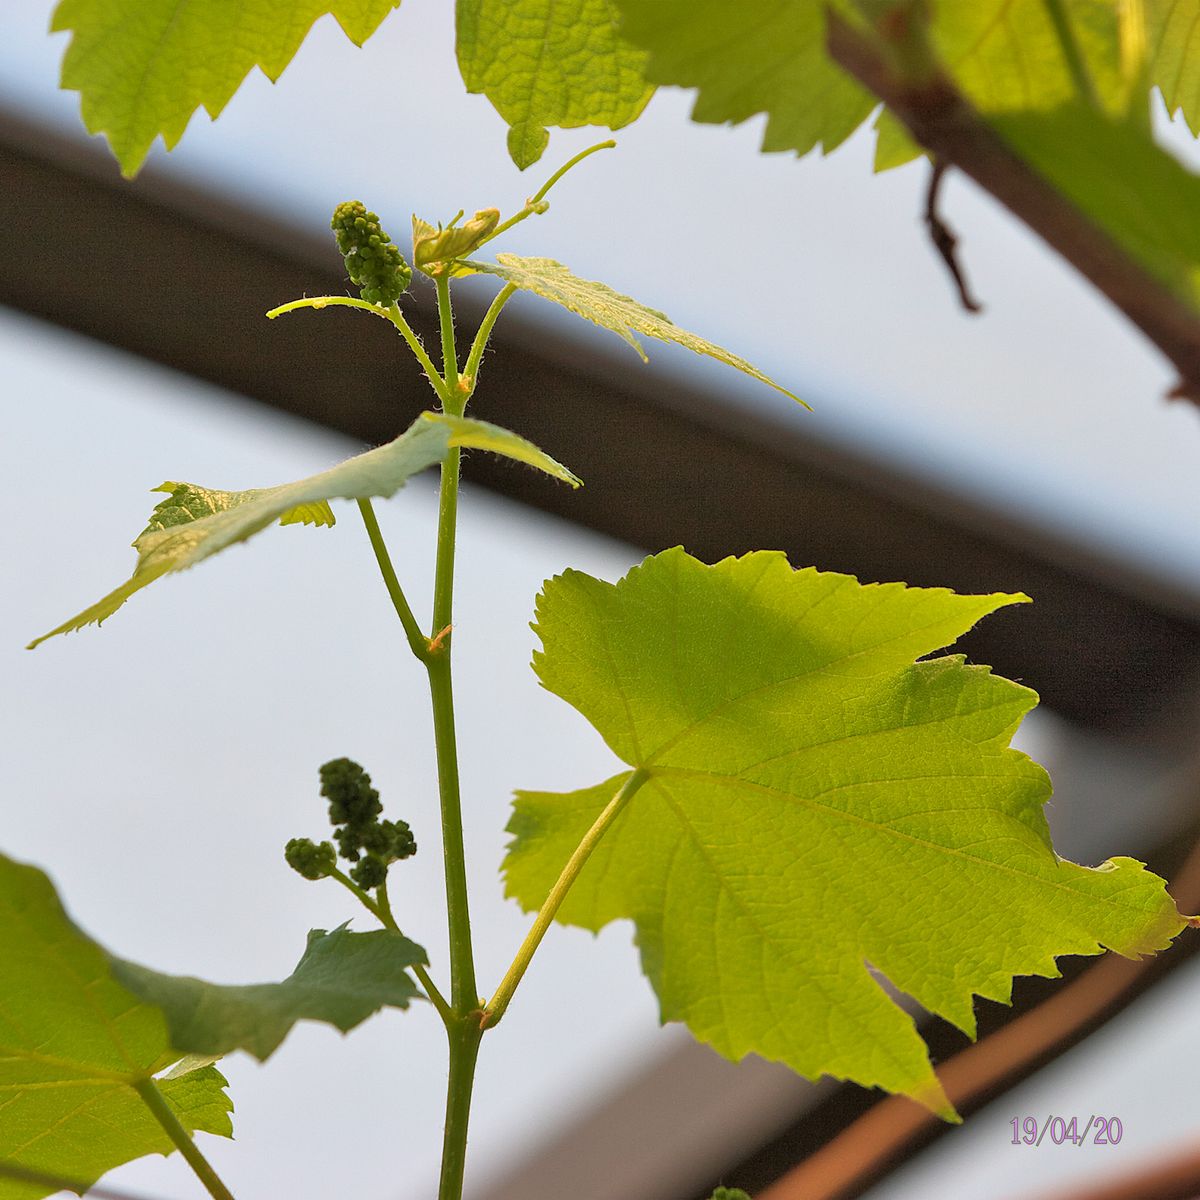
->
266, 294, 389, 321
132, 1077, 235, 1200
264, 295, 449, 403
357, 498, 431, 663
387, 302, 450, 402
483, 768, 650, 1028
462, 283, 518, 400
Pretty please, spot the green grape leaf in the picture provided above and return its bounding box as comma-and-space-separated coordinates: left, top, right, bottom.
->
0, 853, 232, 1200
456, 0, 654, 169
51, 0, 401, 177
464, 255, 804, 404
613, 0, 1127, 167
1149, 0, 1200, 133
871, 0, 1126, 169
937, 1, 1124, 112
504, 549, 1185, 1114
111, 925, 427, 1061
163, 1053, 224, 1079
871, 2, 1200, 168
29, 411, 579, 648
990, 100, 1200, 307
614, 0, 875, 158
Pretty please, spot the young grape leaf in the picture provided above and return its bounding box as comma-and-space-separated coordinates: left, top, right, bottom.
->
29, 411, 579, 648
504, 549, 1184, 1115
143, 481, 335, 536
52, 0, 401, 177
413, 209, 500, 272
0, 853, 232, 1200
456, 0, 653, 168
111, 925, 427, 1061
464, 255, 804, 404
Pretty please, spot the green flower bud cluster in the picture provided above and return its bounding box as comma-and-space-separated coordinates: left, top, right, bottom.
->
708, 1190, 750, 1200
284, 757, 416, 890
283, 837, 336, 881
331, 201, 411, 306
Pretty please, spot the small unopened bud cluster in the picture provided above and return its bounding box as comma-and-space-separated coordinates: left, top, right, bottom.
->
331, 201, 411, 306
285, 757, 416, 891
284, 837, 336, 881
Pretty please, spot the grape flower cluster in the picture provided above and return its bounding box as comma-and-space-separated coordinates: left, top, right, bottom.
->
331, 201, 412, 306
285, 757, 416, 890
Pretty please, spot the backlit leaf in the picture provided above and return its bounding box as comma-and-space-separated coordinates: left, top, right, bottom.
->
465, 254, 804, 404
52, 0, 402, 177
990, 100, 1200, 306
504, 549, 1184, 1114
1147, 0, 1200, 134
29, 411, 579, 647
142, 481, 336, 537
613, 0, 1129, 167
616, 0, 872, 158
456, 0, 653, 168
0, 853, 232, 1200
935, 1, 1124, 111
413, 209, 500, 272
872, 0, 1126, 168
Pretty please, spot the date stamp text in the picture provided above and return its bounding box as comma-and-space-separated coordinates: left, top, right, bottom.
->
1011, 1116, 1123, 1146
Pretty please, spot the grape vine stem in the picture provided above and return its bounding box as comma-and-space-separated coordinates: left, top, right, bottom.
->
429, 270, 483, 1200
361, 206, 608, 1194
357, 498, 431, 662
